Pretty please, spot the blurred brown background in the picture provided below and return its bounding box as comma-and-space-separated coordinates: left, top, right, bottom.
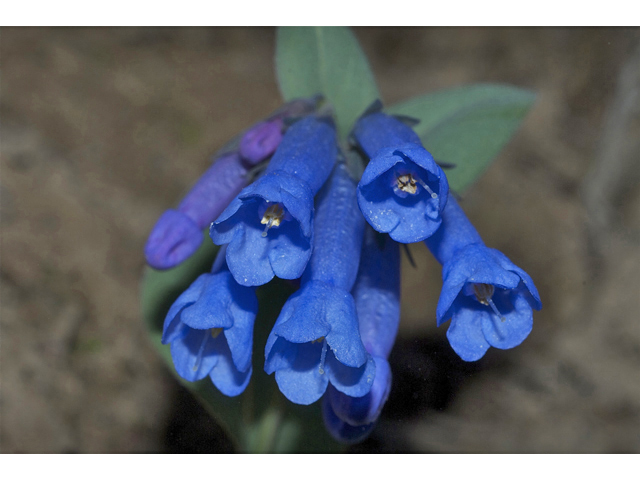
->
1, 27, 639, 453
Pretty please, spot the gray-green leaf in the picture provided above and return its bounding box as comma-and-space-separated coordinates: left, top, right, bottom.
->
276, 27, 380, 139
387, 84, 536, 193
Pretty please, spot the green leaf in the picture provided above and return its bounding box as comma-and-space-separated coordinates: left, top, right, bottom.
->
387, 84, 536, 194
140, 231, 342, 453
276, 27, 380, 139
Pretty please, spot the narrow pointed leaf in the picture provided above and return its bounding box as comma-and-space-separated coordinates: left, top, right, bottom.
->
276, 26, 380, 138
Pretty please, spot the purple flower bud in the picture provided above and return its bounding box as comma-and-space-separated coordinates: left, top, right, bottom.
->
239, 119, 283, 166
145, 152, 248, 270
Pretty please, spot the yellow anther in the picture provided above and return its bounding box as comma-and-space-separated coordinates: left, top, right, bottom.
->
311, 336, 325, 344
210, 328, 223, 338
396, 173, 438, 198
397, 174, 418, 194
261, 203, 284, 237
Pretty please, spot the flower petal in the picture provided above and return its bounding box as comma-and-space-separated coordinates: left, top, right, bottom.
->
267, 220, 312, 280
170, 328, 219, 382
209, 337, 253, 397
273, 342, 330, 405
327, 355, 391, 426
161, 274, 209, 344
445, 297, 491, 362
490, 248, 542, 310
325, 352, 376, 399
437, 244, 522, 324
357, 144, 447, 243
481, 287, 534, 350
224, 287, 258, 372
225, 224, 276, 286
179, 272, 236, 330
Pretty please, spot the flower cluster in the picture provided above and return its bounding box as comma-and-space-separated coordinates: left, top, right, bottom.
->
147, 98, 541, 443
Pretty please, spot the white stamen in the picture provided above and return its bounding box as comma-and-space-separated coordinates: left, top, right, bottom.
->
318, 338, 328, 375
192, 330, 210, 372
416, 177, 438, 198
261, 217, 276, 237
487, 297, 506, 322
473, 283, 506, 322
260, 203, 284, 237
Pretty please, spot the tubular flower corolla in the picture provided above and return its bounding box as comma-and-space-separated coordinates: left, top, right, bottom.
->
210, 116, 337, 286
161, 250, 259, 396
424, 196, 542, 361
323, 226, 400, 444
351, 112, 449, 244
145, 97, 318, 270
264, 163, 375, 405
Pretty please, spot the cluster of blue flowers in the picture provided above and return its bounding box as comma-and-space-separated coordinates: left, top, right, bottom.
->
145, 97, 541, 444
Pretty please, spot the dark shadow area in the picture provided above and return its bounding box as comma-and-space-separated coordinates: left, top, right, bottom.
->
163, 383, 235, 453
348, 335, 484, 453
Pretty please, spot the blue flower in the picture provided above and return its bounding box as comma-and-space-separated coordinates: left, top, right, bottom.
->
425, 197, 542, 361
210, 116, 337, 286
351, 112, 449, 243
323, 227, 400, 443
264, 163, 375, 405
161, 259, 258, 396
145, 98, 318, 270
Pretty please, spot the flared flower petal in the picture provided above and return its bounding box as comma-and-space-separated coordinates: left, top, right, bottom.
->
161, 260, 258, 396
444, 297, 491, 362
352, 112, 449, 243
264, 281, 374, 405
210, 171, 315, 286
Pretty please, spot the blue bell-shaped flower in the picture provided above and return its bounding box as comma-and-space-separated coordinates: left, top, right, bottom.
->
425, 196, 542, 361
351, 111, 449, 243
210, 116, 337, 286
